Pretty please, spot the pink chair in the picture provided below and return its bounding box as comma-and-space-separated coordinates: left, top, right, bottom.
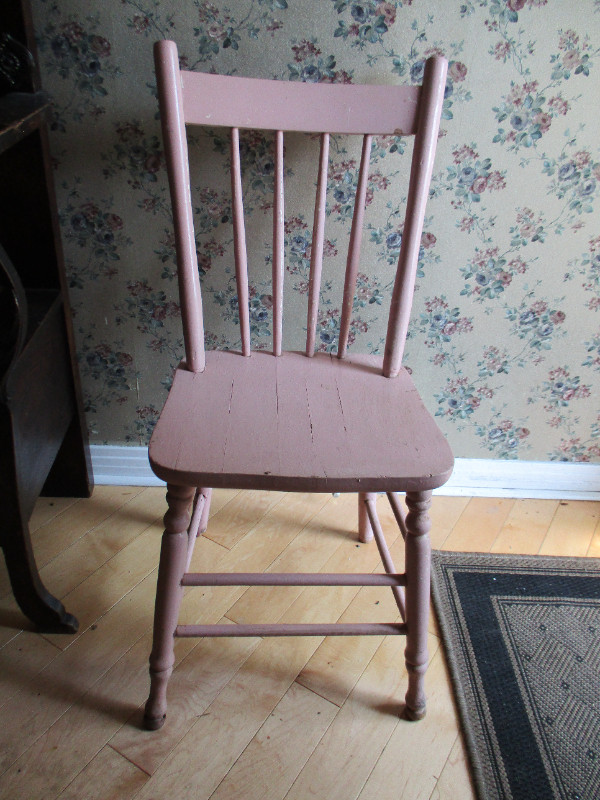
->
144, 39, 453, 730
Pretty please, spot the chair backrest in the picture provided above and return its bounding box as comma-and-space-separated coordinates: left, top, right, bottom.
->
154, 39, 447, 378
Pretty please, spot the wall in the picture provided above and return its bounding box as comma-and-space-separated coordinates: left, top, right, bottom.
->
30, 0, 600, 463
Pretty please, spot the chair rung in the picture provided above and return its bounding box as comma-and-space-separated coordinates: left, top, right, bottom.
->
181, 572, 406, 587
175, 622, 407, 638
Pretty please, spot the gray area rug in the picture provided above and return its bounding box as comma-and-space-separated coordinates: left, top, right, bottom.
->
431, 551, 600, 800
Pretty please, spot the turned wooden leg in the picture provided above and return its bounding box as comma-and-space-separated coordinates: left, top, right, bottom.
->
1, 494, 79, 634
403, 490, 432, 721
144, 483, 195, 731
2, 527, 78, 634
358, 492, 376, 543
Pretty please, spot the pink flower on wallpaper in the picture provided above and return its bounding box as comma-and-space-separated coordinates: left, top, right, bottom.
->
494, 41, 512, 61
376, 2, 397, 25
448, 61, 467, 82
548, 96, 570, 116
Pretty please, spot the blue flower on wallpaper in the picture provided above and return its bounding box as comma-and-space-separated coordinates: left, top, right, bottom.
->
121, 0, 287, 59
36, 11, 120, 130
568, 237, 600, 311
248, 294, 273, 339
331, 0, 401, 47
527, 364, 599, 461
550, 29, 599, 80
121, 0, 176, 38
125, 405, 162, 443
410, 59, 426, 82
288, 234, 306, 255
435, 376, 484, 423
283, 216, 338, 299
475, 414, 531, 459
432, 143, 507, 250
493, 81, 556, 150
460, 247, 525, 301
537, 366, 590, 410
443, 144, 507, 205
369, 221, 440, 278
386, 231, 402, 249
542, 148, 600, 217
192, 0, 287, 60
77, 331, 138, 414
492, 27, 599, 155
56, 179, 135, 291
102, 122, 163, 186
549, 438, 600, 463
478, 345, 511, 377
115, 280, 183, 363
505, 299, 566, 352
416, 296, 473, 349
288, 39, 353, 83
583, 329, 600, 372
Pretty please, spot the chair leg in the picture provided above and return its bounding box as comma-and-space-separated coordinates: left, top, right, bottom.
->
358, 492, 376, 543
198, 488, 212, 535
144, 483, 195, 731
403, 490, 432, 721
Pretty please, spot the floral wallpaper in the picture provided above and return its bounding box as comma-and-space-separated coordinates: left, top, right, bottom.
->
29, 0, 600, 463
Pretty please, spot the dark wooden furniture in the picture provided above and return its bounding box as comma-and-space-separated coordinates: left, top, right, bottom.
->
0, 1, 92, 633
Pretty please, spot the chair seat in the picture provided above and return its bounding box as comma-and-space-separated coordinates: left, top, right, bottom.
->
149, 350, 453, 493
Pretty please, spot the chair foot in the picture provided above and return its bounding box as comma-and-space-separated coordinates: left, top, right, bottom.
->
144, 664, 172, 731
404, 660, 428, 719
143, 711, 167, 731
404, 702, 427, 721
404, 651, 427, 721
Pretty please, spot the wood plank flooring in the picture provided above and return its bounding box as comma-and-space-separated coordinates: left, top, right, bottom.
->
0, 488, 598, 799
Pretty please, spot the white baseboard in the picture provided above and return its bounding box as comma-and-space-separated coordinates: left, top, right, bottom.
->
441, 458, 600, 500
91, 445, 166, 487
90, 445, 600, 500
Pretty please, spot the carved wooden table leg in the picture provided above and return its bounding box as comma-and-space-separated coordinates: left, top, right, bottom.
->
144, 483, 195, 731
403, 490, 432, 720
1, 503, 78, 633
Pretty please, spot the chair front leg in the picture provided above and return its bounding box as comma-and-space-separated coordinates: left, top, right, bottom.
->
403, 490, 432, 720
144, 483, 195, 731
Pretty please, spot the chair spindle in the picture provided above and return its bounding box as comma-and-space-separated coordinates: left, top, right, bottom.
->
272, 130, 285, 356
305, 132, 330, 357
338, 133, 372, 359
230, 127, 251, 356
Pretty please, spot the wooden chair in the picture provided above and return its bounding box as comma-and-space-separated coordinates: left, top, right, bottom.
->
144, 39, 453, 731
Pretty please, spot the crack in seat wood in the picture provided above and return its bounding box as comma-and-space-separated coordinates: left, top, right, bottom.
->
143, 38, 454, 734
150, 351, 452, 494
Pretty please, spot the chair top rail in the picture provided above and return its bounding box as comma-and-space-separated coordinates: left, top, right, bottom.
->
181, 69, 421, 136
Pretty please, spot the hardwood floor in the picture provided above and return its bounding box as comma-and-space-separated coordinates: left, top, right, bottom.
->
0, 488, 598, 799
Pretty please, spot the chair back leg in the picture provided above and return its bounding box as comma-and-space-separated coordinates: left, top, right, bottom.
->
358, 492, 376, 543
403, 490, 432, 720
197, 488, 212, 535
144, 483, 196, 730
